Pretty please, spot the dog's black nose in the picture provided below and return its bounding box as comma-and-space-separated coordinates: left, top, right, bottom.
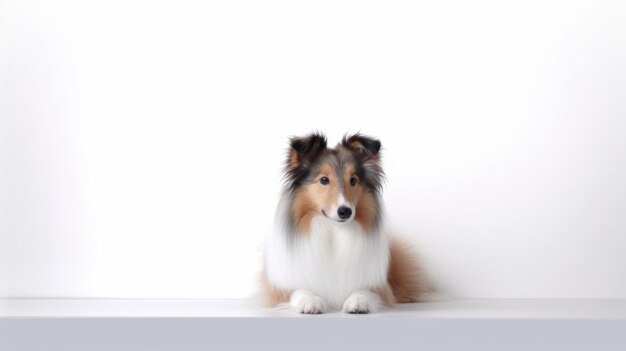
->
337, 206, 352, 220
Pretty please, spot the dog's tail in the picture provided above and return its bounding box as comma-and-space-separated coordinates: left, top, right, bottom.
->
387, 236, 437, 303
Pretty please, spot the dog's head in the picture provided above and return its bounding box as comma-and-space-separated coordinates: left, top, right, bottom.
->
284, 132, 384, 232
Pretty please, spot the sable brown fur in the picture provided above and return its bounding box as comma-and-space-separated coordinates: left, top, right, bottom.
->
387, 236, 432, 302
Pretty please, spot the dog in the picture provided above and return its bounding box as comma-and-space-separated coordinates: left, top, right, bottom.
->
260, 132, 429, 313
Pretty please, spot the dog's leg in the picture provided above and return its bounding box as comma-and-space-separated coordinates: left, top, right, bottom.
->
342, 290, 383, 314
289, 289, 328, 314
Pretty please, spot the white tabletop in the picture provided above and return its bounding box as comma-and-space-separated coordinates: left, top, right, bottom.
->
3, 298, 626, 319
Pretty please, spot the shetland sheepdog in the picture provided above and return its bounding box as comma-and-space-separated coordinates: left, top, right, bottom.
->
261, 132, 429, 314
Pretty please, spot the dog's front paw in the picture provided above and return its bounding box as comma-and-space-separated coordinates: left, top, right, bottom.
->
294, 295, 327, 314
342, 291, 380, 314
290, 290, 327, 314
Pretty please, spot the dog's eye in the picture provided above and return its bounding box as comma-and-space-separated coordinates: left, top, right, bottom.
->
350, 177, 357, 186
320, 177, 330, 185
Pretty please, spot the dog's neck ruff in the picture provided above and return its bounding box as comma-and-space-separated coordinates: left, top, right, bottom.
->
265, 197, 389, 309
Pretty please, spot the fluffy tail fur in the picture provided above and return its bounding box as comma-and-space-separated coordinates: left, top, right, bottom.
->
387, 236, 433, 302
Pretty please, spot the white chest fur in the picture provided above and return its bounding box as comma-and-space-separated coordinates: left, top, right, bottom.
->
265, 216, 389, 309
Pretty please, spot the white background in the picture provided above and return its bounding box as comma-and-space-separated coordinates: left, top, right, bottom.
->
1, 0, 625, 299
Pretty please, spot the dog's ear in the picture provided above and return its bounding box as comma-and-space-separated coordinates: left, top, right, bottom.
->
342, 133, 384, 191
287, 132, 327, 170
342, 133, 381, 160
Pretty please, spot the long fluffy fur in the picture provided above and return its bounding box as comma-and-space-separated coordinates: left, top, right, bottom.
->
387, 236, 433, 302
261, 132, 431, 313
260, 235, 431, 308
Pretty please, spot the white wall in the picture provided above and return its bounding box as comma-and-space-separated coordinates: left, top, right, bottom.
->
1, 0, 625, 299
